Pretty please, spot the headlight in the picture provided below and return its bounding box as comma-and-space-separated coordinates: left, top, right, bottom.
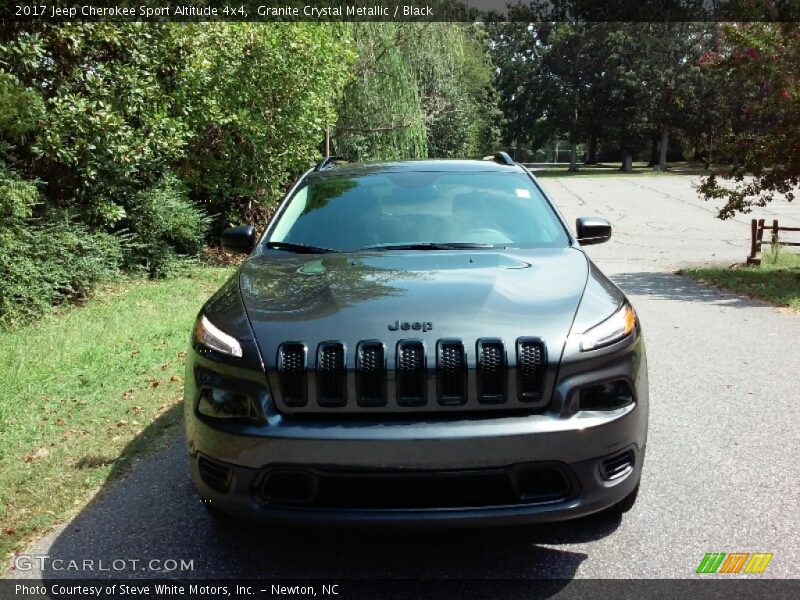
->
578, 303, 636, 352
194, 314, 243, 358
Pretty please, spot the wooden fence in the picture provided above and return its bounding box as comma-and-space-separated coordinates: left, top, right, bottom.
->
747, 218, 800, 264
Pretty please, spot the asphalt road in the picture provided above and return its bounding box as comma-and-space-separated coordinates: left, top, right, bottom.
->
9, 176, 800, 581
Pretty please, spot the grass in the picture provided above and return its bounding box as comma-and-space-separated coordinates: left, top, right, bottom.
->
681, 252, 800, 311
0, 265, 233, 567
529, 161, 714, 178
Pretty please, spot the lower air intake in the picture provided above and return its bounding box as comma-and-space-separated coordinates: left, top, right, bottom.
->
256, 464, 572, 509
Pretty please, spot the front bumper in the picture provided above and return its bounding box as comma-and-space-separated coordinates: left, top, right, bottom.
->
187, 403, 646, 526
185, 330, 648, 525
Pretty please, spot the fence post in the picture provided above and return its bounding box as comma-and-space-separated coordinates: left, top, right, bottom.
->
748, 219, 759, 263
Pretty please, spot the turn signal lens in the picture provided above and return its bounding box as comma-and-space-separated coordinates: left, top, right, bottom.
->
579, 303, 636, 352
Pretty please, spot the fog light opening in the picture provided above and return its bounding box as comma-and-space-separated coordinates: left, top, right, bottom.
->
197, 387, 258, 420
579, 379, 633, 411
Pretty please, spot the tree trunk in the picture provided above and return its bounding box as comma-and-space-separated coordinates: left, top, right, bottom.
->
657, 124, 670, 171
621, 153, 633, 172
647, 134, 658, 167
587, 136, 597, 164
568, 143, 578, 172
692, 139, 701, 162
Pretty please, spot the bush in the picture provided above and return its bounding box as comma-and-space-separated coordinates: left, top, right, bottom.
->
0, 169, 122, 327
122, 175, 209, 277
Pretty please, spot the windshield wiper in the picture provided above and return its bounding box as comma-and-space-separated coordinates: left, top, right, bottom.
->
265, 241, 335, 254
358, 242, 495, 251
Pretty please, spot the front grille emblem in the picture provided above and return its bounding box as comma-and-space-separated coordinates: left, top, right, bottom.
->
388, 320, 433, 332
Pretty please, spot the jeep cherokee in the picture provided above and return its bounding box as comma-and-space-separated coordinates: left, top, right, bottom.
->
184, 153, 648, 525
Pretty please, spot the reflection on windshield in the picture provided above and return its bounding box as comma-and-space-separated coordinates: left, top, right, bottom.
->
268, 171, 569, 252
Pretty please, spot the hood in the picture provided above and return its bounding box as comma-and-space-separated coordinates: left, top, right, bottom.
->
239, 248, 589, 367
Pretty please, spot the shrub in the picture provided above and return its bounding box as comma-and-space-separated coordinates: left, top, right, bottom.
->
0, 169, 122, 327
122, 175, 209, 277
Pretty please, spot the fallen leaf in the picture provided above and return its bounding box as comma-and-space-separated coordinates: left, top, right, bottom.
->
121, 390, 133, 399
24, 447, 49, 463
5, 527, 15, 535
149, 379, 160, 389
170, 375, 182, 383
54, 418, 65, 426
116, 420, 128, 427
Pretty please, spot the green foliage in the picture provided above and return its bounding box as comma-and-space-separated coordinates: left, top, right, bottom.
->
177, 23, 355, 226
487, 18, 721, 169
0, 168, 122, 326
334, 23, 428, 160
333, 23, 496, 161
0, 71, 44, 144
0, 23, 354, 325
122, 175, 209, 277
698, 23, 800, 218
0, 265, 232, 563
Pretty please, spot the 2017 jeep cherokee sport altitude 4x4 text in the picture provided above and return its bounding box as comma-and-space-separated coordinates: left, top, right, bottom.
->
185, 153, 648, 525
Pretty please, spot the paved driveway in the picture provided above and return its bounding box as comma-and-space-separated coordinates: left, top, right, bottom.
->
10, 176, 800, 582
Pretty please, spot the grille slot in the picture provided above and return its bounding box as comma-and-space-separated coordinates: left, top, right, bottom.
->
277, 343, 307, 407
356, 341, 386, 407
396, 340, 426, 406
600, 449, 635, 481
197, 456, 232, 493
437, 340, 467, 405
517, 338, 546, 402
316, 342, 346, 407
477, 339, 506, 403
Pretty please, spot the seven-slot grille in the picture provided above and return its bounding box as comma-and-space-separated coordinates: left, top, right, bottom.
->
437, 340, 467, 405
272, 337, 548, 413
517, 338, 546, 402
356, 341, 386, 407
316, 342, 346, 407
396, 340, 426, 407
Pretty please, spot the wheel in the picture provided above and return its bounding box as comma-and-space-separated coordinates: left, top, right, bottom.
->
607, 482, 639, 515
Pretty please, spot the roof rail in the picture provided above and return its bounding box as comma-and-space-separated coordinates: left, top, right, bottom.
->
482, 151, 515, 166
314, 156, 346, 171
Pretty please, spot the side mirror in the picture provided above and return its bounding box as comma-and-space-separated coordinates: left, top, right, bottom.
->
576, 217, 612, 245
221, 225, 256, 253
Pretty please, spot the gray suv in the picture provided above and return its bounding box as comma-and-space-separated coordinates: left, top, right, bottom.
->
185, 153, 648, 525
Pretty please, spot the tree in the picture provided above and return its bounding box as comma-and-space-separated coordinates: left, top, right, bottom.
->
177, 23, 354, 226
698, 23, 800, 218
332, 23, 496, 161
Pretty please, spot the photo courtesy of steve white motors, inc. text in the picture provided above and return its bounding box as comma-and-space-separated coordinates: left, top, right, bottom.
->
14, 583, 340, 597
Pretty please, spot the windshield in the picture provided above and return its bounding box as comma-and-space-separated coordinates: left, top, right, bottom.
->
267, 170, 570, 252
